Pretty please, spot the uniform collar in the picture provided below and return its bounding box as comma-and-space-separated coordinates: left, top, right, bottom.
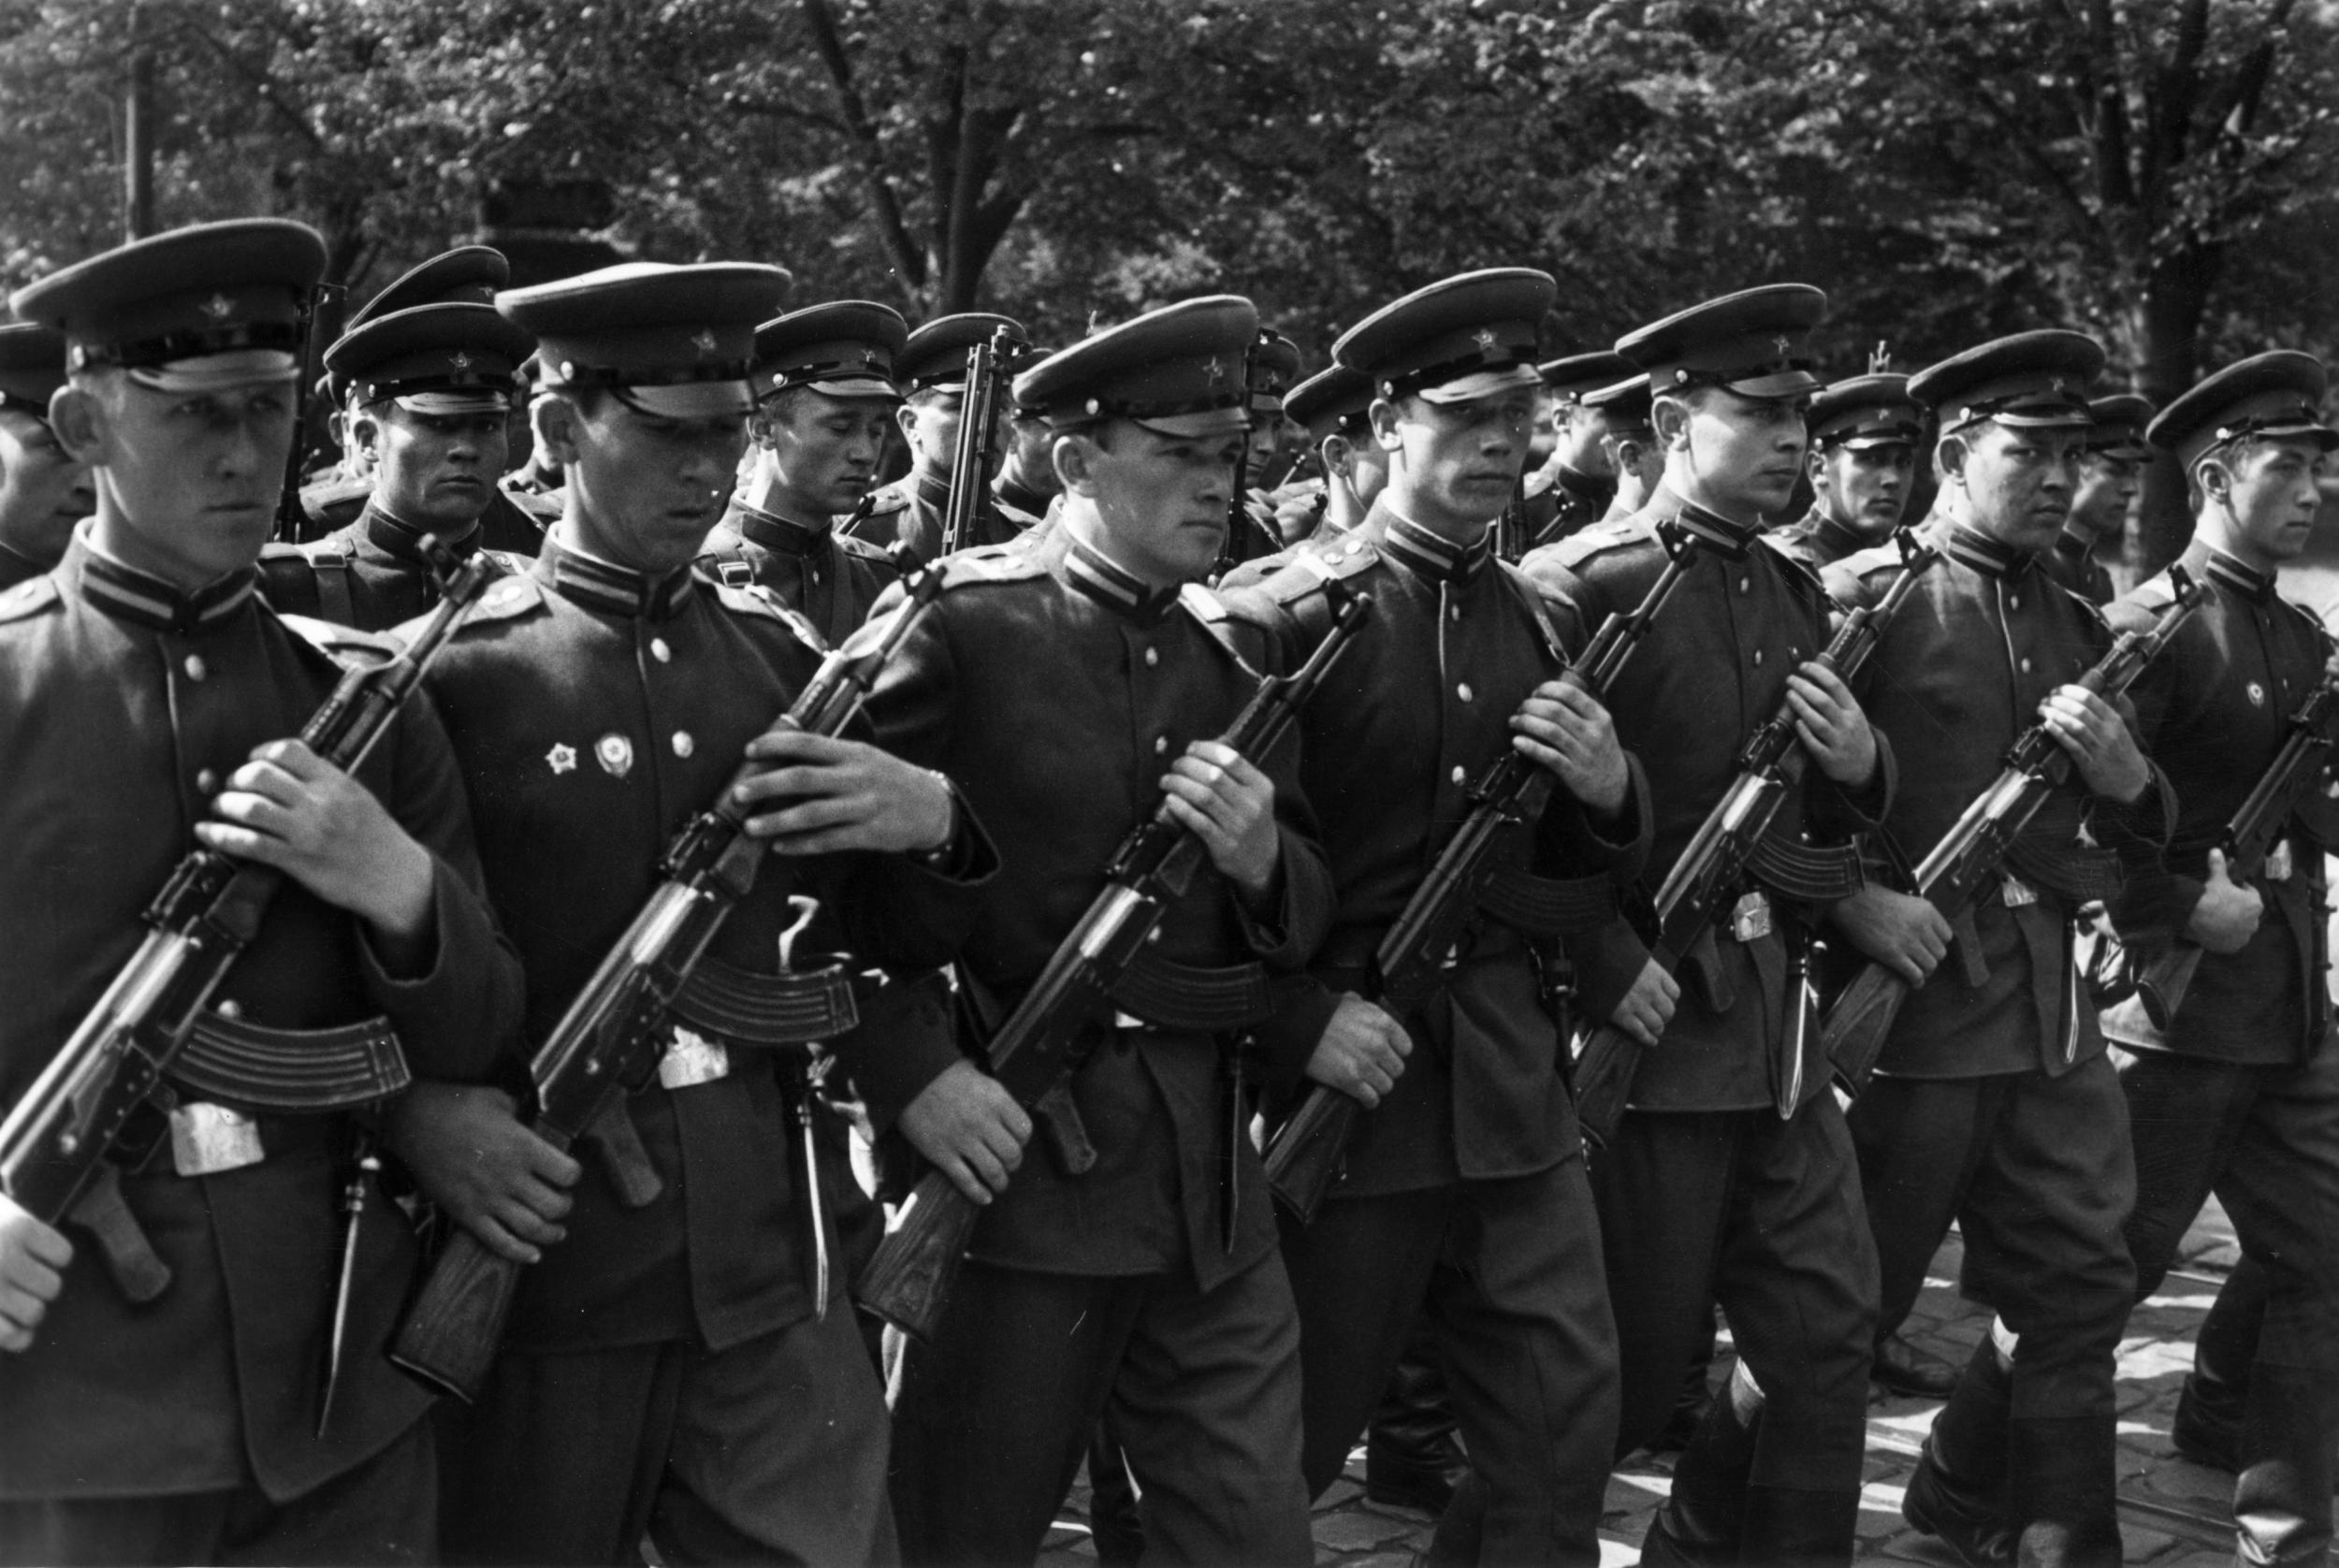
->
1939, 521, 2033, 582
2052, 530, 2098, 572
1379, 506, 1492, 585
1649, 486, 1758, 559
1062, 534, 1178, 623
538, 535, 695, 620
913, 467, 952, 510
995, 472, 1052, 521
2197, 544, 2275, 604
360, 501, 479, 567
75, 531, 256, 634
731, 499, 829, 559
1809, 509, 1868, 559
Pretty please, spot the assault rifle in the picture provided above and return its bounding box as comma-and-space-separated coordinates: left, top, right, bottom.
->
391, 557, 948, 1401
1262, 518, 1704, 1223
936, 326, 1024, 559
2132, 670, 2339, 1028
1570, 531, 1941, 1147
1825, 564, 2210, 1094
0, 540, 493, 1244
856, 585, 1373, 1340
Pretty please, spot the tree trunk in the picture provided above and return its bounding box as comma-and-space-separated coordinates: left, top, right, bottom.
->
2128, 242, 2220, 573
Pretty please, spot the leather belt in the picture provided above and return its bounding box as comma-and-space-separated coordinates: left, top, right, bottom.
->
669, 955, 860, 1046
1105, 951, 1273, 1034
2004, 836, 2121, 905
175, 1009, 410, 1111
1473, 865, 1617, 939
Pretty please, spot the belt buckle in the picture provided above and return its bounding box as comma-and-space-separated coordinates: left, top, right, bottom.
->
657, 1027, 732, 1090
2266, 840, 2294, 883
169, 1102, 265, 1177
2001, 875, 2038, 908
1729, 890, 1773, 943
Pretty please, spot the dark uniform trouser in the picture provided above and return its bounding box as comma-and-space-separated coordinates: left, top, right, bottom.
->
1849, 1054, 2136, 1561
0, 1414, 435, 1567
2118, 1043, 2339, 1563
888, 1251, 1312, 1568
1278, 1160, 1620, 1567
439, 1311, 895, 1567
1594, 1099, 1876, 1481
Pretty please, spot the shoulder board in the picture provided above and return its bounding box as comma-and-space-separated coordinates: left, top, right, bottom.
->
1767, 544, 1830, 602
1178, 582, 1230, 624
278, 611, 397, 669
2277, 593, 2332, 646
1545, 515, 1652, 570
1237, 534, 1381, 605
932, 544, 1048, 589
0, 573, 60, 625
460, 572, 549, 627
1492, 559, 1569, 664
835, 531, 898, 567
2046, 578, 2110, 629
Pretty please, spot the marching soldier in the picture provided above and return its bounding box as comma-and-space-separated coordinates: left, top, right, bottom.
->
0, 218, 522, 1564
1765, 371, 1924, 573
698, 300, 908, 645
0, 323, 91, 589
869, 295, 1329, 1566
297, 246, 559, 555
1279, 362, 1384, 542
1228, 269, 1649, 1565
1528, 284, 1892, 1567
385, 261, 986, 1565
1521, 349, 1633, 547
1823, 331, 2171, 1568
2096, 352, 2339, 1564
256, 299, 537, 630
853, 312, 1026, 561
2041, 393, 2151, 604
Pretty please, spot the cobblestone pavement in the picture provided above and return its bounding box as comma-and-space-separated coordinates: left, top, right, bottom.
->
1039, 1203, 2292, 1566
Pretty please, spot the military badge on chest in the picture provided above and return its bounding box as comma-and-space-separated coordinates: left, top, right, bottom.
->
2248, 680, 2268, 708
596, 733, 635, 777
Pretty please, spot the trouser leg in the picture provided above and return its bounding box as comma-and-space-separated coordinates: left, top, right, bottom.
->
1364, 1311, 1465, 1511
1847, 1075, 1996, 1345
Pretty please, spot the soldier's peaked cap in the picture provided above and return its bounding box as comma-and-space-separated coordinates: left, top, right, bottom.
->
1014, 295, 1259, 438
1908, 329, 2102, 432
1809, 372, 1924, 449
1248, 331, 1302, 409
349, 245, 510, 330
2147, 352, 2336, 471
1285, 363, 1373, 442
500, 261, 790, 420
2085, 392, 2155, 458
1336, 269, 1553, 404
897, 312, 1025, 394
327, 302, 534, 416
1616, 283, 1826, 399
753, 300, 908, 401
1538, 350, 1635, 403
0, 323, 70, 416
1582, 373, 1655, 433
11, 218, 326, 393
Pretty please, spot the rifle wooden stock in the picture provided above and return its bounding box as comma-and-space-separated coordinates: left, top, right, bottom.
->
0, 543, 491, 1228
1816, 962, 1910, 1093
857, 588, 1372, 1336
392, 560, 945, 1399
1264, 520, 1707, 1216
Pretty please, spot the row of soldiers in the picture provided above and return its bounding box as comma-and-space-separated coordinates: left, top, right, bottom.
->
0, 216, 2331, 1568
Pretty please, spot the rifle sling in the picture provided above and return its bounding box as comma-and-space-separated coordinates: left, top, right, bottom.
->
175, 1011, 410, 1111
1473, 865, 1617, 939
668, 954, 861, 1047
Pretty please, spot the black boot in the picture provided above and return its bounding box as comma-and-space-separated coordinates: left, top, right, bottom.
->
2232, 1362, 2337, 1563
1653, 1314, 1721, 1454
2173, 1257, 2267, 1473
1642, 1360, 1764, 1565
1900, 1341, 2014, 1567
1085, 1423, 1142, 1567
2005, 1416, 2121, 1568
1739, 1484, 1860, 1568
1870, 1331, 1960, 1400
1365, 1322, 1469, 1515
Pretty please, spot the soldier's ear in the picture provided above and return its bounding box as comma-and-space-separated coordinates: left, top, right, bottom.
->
1650, 392, 1693, 451
47, 382, 108, 467
347, 405, 385, 460
1053, 428, 1100, 496
1320, 433, 1353, 481
1936, 433, 1969, 486
1366, 396, 1404, 455
1806, 445, 1826, 484
532, 393, 586, 467
893, 400, 921, 445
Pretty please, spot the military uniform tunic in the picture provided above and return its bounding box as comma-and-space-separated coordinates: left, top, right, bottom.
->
1764, 506, 1873, 573
852, 468, 1023, 564
298, 472, 555, 555
257, 501, 518, 632
0, 534, 521, 1511
698, 499, 902, 648
0, 537, 48, 591
2038, 530, 2116, 605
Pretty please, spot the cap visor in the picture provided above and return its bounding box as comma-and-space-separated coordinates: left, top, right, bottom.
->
396, 389, 513, 416
126, 348, 300, 394
1129, 407, 1252, 439
1719, 369, 1824, 399
619, 381, 756, 419
1991, 409, 2093, 429
2252, 419, 2339, 451
798, 373, 901, 401
1837, 433, 1920, 452
1416, 363, 1545, 404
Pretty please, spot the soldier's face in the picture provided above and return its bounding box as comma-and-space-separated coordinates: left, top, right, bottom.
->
364, 406, 507, 533
896, 390, 969, 473
1817, 442, 1914, 536
1377, 388, 1535, 530
558, 396, 745, 573
1669, 387, 1807, 521
2219, 436, 2328, 563
0, 407, 94, 567
2068, 452, 2142, 541
762, 391, 894, 515
1952, 422, 2084, 551
1063, 421, 1246, 584
65, 373, 295, 588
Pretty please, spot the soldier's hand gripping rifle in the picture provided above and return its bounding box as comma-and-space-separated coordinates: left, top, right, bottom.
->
936, 326, 1023, 559
1569, 532, 1941, 1148
1825, 564, 2211, 1094
390, 558, 948, 1401
855, 586, 1373, 1341
0, 539, 494, 1252
2132, 668, 2339, 1028
1262, 519, 1704, 1224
